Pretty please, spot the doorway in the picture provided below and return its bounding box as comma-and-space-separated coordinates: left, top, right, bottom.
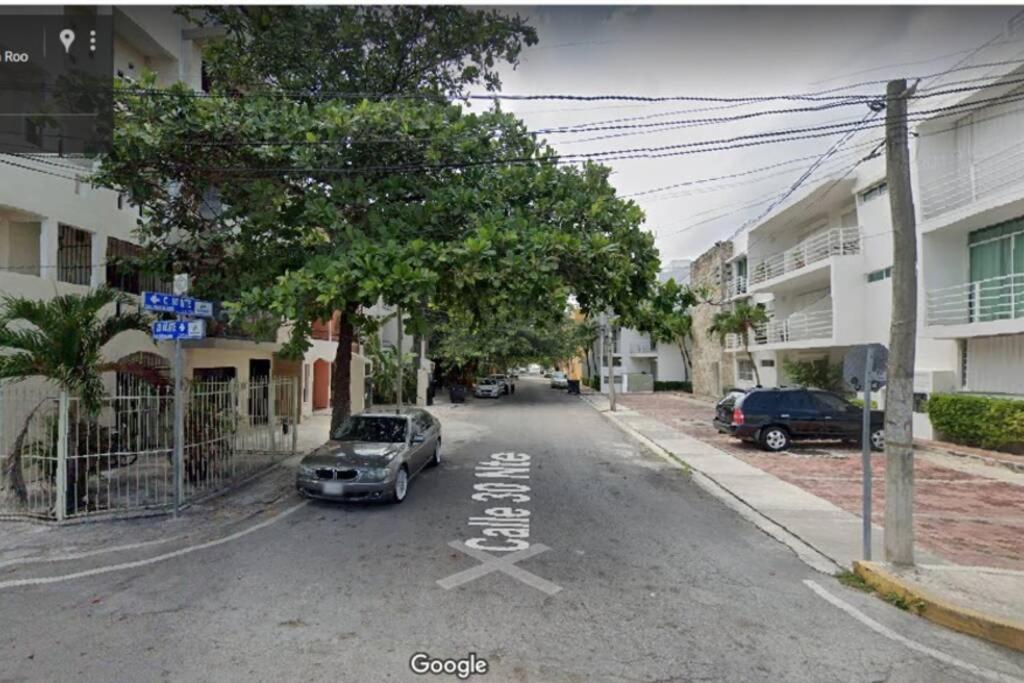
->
249, 359, 271, 425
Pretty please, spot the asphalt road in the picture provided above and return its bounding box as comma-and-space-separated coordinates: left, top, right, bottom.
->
2, 378, 1024, 682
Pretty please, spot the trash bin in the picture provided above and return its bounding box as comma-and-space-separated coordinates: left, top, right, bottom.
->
567, 379, 581, 395
427, 382, 435, 406
450, 384, 467, 403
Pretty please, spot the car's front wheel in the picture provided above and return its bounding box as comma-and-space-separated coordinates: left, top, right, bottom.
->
391, 467, 409, 504
760, 426, 791, 452
429, 439, 442, 467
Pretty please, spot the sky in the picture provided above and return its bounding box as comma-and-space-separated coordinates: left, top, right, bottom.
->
488, 5, 1023, 264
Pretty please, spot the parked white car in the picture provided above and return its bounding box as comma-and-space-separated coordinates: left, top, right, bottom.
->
474, 377, 502, 398
550, 371, 568, 389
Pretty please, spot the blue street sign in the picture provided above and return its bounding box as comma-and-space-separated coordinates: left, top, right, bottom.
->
152, 319, 206, 341
141, 291, 214, 318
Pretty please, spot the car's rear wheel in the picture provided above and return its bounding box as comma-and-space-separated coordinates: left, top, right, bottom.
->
870, 428, 885, 451
429, 440, 442, 467
391, 467, 409, 503
760, 426, 791, 452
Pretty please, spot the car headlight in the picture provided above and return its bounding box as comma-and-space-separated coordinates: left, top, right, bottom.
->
362, 467, 390, 482
297, 465, 317, 478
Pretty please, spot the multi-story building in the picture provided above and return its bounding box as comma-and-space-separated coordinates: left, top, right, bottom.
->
715, 156, 958, 435
918, 64, 1024, 398
591, 263, 693, 394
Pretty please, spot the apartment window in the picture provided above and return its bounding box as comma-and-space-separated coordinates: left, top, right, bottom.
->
968, 216, 1024, 321
760, 359, 775, 368
737, 359, 755, 382
859, 182, 888, 203
867, 266, 892, 283
106, 237, 167, 294
57, 224, 91, 285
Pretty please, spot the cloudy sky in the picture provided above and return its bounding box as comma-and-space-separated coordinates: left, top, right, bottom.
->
490, 5, 1023, 264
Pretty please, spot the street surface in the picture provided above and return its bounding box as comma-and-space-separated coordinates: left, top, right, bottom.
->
2, 378, 1023, 682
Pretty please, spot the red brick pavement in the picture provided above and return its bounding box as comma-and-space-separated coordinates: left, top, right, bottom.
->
616, 392, 1024, 570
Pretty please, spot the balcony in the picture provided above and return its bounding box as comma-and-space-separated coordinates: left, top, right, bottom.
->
926, 273, 1024, 329
725, 308, 834, 350
748, 227, 860, 289
726, 275, 747, 299
629, 341, 657, 356
919, 136, 1024, 223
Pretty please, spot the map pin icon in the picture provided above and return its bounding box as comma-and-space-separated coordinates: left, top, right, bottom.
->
59, 29, 75, 54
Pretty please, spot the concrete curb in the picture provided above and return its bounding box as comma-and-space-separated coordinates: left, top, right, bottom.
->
581, 395, 843, 576
854, 561, 1024, 653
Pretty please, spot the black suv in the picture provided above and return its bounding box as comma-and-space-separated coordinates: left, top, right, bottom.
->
713, 387, 885, 452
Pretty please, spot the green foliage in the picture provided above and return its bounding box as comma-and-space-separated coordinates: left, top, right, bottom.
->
654, 381, 692, 393
363, 335, 418, 405
0, 287, 149, 413
926, 393, 1024, 452
707, 302, 769, 385
782, 358, 844, 393
848, 398, 879, 410
626, 278, 700, 375
835, 571, 872, 593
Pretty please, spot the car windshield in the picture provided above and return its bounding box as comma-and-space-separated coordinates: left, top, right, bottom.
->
332, 416, 407, 443
553, 372, 566, 379
479, 378, 496, 385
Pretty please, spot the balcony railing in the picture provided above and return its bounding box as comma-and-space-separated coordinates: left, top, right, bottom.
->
749, 227, 860, 286
629, 341, 656, 354
925, 273, 1024, 326
726, 275, 747, 299
920, 138, 1024, 220
724, 308, 833, 349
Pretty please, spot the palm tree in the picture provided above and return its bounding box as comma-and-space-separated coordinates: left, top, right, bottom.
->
0, 287, 151, 508
708, 301, 769, 386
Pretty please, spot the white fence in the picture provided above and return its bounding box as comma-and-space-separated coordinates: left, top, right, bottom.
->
749, 227, 861, 286
0, 376, 298, 522
726, 275, 747, 299
724, 308, 834, 350
925, 273, 1024, 326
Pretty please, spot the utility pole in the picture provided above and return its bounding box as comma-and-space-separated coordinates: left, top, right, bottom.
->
884, 78, 918, 566
607, 316, 616, 412
395, 305, 403, 413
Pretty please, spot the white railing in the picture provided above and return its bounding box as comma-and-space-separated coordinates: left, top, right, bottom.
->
925, 273, 1024, 326
749, 227, 861, 286
725, 308, 833, 349
629, 341, 655, 354
726, 275, 748, 299
0, 376, 298, 522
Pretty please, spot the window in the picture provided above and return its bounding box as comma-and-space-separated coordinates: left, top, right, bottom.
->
968, 217, 1024, 321
57, 224, 91, 285
859, 182, 888, 202
760, 359, 775, 368
106, 237, 167, 294
737, 359, 755, 382
781, 391, 814, 411
812, 391, 850, 412
867, 266, 892, 283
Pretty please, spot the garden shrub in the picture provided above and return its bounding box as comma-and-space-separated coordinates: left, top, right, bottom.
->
654, 381, 692, 393
782, 358, 845, 393
926, 393, 1024, 452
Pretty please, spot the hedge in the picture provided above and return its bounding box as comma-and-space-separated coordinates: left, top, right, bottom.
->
654, 381, 692, 393
927, 393, 1024, 452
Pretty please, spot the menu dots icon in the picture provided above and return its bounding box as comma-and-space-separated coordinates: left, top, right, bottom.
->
90, 30, 96, 53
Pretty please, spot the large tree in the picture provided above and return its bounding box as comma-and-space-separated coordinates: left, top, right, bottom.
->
627, 278, 700, 379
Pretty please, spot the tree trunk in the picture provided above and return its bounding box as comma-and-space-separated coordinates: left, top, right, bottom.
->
0, 399, 47, 508
330, 307, 356, 435
677, 338, 692, 381
744, 343, 761, 386
884, 78, 917, 565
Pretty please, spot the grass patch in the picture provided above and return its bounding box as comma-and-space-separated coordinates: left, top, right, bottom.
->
836, 570, 872, 592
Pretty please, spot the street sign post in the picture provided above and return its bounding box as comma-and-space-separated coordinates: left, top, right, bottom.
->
843, 343, 888, 561
146, 279, 210, 517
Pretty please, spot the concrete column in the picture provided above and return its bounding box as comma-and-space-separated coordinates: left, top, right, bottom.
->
90, 229, 105, 288
38, 218, 59, 281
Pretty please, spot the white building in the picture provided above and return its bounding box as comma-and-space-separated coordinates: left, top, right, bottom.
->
719, 157, 958, 436
917, 64, 1024, 397
592, 262, 693, 393
0, 9, 292, 402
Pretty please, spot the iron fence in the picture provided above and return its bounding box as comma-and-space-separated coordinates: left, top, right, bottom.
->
0, 376, 298, 522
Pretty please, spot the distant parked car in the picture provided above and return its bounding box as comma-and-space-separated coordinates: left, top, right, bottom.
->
474, 377, 502, 398
550, 371, 568, 389
714, 387, 885, 453
490, 374, 513, 394
296, 410, 441, 504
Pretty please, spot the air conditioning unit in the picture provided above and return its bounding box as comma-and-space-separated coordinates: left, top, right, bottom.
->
913, 370, 957, 394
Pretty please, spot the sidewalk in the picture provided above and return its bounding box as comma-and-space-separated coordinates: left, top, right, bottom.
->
581, 389, 1024, 651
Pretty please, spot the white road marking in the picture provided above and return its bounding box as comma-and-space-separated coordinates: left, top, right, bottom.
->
0, 501, 309, 591
438, 541, 561, 595
0, 535, 185, 570
803, 580, 1024, 683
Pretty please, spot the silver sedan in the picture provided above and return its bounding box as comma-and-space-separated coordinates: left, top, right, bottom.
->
296, 409, 441, 504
